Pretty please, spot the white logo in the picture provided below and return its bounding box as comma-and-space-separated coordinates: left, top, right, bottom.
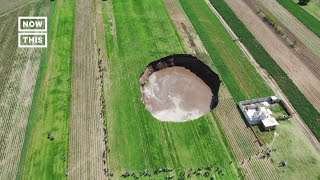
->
18, 17, 47, 48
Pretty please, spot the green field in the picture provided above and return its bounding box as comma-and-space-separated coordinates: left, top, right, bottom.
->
179, 1, 320, 179
180, 0, 273, 102
209, 0, 320, 141
292, 0, 320, 21
277, 0, 320, 37
102, 0, 241, 179
17, 0, 75, 179
253, 120, 320, 179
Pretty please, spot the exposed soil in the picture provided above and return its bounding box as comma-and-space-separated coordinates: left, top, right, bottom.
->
140, 54, 220, 122
224, 0, 320, 111
68, 0, 105, 179
0, 3, 47, 179
209, 0, 320, 152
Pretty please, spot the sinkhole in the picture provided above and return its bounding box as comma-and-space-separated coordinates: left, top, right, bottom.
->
140, 54, 221, 122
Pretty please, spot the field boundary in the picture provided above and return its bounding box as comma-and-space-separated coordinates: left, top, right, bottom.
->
277, 0, 320, 38
209, 0, 320, 142
16, 2, 56, 178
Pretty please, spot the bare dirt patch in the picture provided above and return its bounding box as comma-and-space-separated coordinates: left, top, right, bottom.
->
140, 54, 220, 122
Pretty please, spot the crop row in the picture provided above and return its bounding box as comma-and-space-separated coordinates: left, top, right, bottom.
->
276, 0, 320, 37
16, 0, 75, 179
102, 0, 240, 178
209, 0, 320, 140
180, 0, 273, 103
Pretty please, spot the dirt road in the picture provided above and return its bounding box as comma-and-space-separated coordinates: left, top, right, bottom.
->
223, 0, 320, 112
68, 0, 106, 179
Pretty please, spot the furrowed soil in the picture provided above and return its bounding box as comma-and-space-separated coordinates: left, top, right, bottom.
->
224, 0, 320, 111
259, 0, 320, 59
202, 0, 320, 179
177, 0, 281, 179
179, 0, 320, 179
101, 0, 240, 179
0, 0, 35, 15
68, 0, 106, 179
0, 1, 50, 179
16, 0, 75, 179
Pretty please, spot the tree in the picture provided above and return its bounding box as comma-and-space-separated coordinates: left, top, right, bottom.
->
298, 0, 310, 6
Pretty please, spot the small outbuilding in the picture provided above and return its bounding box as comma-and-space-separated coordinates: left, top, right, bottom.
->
262, 117, 279, 130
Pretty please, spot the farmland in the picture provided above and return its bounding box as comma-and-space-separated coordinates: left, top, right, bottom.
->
179, 0, 273, 102
209, 0, 320, 141
292, 0, 320, 21
181, 0, 320, 179
164, 2, 276, 179
101, 0, 241, 179
16, 0, 75, 179
0, 0, 33, 14
68, 0, 106, 179
253, 120, 320, 179
1, 0, 320, 179
259, 0, 320, 64
0, 1, 50, 179
277, 0, 320, 37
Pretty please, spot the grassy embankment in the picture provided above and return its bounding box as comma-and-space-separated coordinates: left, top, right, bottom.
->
277, 0, 320, 37
101, 0, 242, 179
17, 0, 75, 179
209, 0, 320, 141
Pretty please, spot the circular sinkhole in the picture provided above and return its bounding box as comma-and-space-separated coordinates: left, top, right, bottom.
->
140, 54, 221, 122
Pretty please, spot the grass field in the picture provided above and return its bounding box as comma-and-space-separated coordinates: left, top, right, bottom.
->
209, 0, 320, 141
16, 0, 75, 179
253, 120, 320, 179
102, 0, 241, 179
292, 0, 320, 21
277, 0, 320, 37
180, 0, 273, 102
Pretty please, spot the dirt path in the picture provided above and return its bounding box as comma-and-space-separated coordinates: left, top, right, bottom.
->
208, 0, 320, 153
68, 0, 106, 179
166, 1, 280, 179
223, 0, 320, 112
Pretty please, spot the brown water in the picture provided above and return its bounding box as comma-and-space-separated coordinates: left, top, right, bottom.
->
141, 66, 212, 122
